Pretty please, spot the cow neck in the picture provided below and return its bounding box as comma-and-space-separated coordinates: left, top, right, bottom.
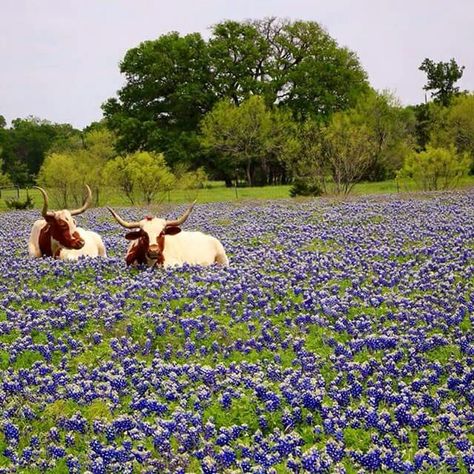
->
38, 224, 53, 257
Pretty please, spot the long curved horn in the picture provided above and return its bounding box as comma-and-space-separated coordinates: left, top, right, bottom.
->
107, 207, 141, 229
70, 185, 92, 216
33, 186, 54, 218
166, 200, 196, 227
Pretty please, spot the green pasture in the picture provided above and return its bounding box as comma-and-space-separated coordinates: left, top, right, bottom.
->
1, 175, 474, 212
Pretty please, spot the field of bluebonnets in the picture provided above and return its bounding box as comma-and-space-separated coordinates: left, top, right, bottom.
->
0, 191, 473, 474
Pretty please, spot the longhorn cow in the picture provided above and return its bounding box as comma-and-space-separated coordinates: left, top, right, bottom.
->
108, 202, 229, 268
28, 185, 107, 260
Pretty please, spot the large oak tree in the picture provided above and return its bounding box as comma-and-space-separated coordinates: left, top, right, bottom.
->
103, 18, 370, 173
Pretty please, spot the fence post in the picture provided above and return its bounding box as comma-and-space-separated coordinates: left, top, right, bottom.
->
16, 186, 20, 199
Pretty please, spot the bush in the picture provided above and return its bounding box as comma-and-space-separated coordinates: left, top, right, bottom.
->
104, 152, 175, 205
397, 145, 471, 191
5, 194, 34, 210
290, 178, 323, 197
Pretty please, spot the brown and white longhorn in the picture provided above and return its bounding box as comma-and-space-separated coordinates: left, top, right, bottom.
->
28, 185, 107, 260
108, 202, 228, 268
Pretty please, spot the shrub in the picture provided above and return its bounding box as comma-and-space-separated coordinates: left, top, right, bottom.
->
5, 194, 34, 210
397, 145, 470, 191
290, 178, 323, 197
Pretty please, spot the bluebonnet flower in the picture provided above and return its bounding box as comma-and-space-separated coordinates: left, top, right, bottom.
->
0, 194, 472, 470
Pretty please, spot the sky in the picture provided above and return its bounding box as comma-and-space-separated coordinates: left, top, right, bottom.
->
1, 0, 473, 129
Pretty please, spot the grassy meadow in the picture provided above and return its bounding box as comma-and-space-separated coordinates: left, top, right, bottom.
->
1, 175, 474, 212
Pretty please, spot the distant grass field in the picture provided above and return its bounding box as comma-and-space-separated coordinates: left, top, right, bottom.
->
1, 175, 474, 211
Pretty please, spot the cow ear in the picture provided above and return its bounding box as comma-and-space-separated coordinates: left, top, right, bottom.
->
125, 231, 142, 240
165, 226, 181, 235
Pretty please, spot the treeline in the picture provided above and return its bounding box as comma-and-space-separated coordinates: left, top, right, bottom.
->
0, 18, 473, 202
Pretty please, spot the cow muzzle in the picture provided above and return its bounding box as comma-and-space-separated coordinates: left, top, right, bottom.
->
147, 245, 161, 260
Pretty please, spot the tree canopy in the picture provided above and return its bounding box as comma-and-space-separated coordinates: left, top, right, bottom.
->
419, 58, 465, 106
0, 117, 80, 187
103, 18, 370, 167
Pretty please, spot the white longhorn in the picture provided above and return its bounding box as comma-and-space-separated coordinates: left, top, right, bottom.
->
28, 186, 107, 260
108, 203, 228, 268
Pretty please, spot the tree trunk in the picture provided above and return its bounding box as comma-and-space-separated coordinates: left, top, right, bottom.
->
246, 161, 253, 187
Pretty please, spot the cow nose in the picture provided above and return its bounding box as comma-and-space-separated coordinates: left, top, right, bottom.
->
148, 245, 160, 259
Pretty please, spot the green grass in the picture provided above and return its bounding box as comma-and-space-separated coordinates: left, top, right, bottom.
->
352, 175, 474, 195
2, 175, 474, 211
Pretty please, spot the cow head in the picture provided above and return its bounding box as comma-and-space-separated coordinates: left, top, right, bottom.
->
108, 202, 195, 264
35, 185, 92, 250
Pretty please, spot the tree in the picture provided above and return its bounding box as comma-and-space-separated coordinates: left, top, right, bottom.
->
288, 120, 327, 196
0, 160, 12, 187
103, 18, 370, 172
0, 117, 80, 186
351, 91, 416, 180
289, 92, 415, 195
321, 112, 377, 194
173, 163, 208, 200
263, 19, 370, 119
104, 152, 175, 205
419, 58, 465, 106
37, 153, 81, 207
208, 18, 370, 118
37, 127, 117, 206
200, 95, 296, 186
397, 145, 470, 190
409, 102, 437, 150
429, 94, 474, 173
102, 32, 214, 165
200, 96, 269, 186
263, 107, 299, 185
208, 20, 269, 106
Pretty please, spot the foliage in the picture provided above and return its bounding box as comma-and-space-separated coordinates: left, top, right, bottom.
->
0, 160, 12, 188
104, 151, 175, 204
208, 20, 269, 106
287, 120, 327, 196
351, 91, 415, 180
419, 58, 465, 106
289, 178, 323, 197
397, 145, 471, 190
103, 18, 369, 172
429, 94, 474, 173
0, 117, 79, 186
173, 163, 208, 200
288, 92, 416, 195
4, 194, 34, 210
290, 111, 378, 196
36, 128, 117, 207
102, 31, 214, 164
321, 112, 377, 194
409, 102, 436, 150
200, 96, 296, 186
37, 153, 80, 207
